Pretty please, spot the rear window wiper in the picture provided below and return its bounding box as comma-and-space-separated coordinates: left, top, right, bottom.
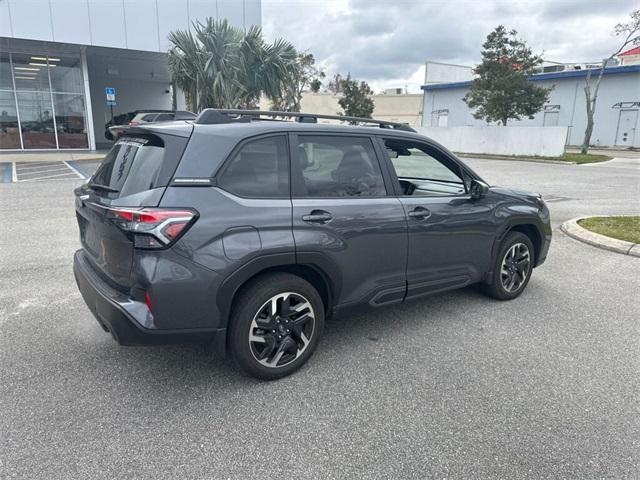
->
88, 183, 120, 193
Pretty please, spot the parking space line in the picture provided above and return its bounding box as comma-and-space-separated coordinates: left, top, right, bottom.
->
17, 166, 72, 177
19, 171, 82, 182
15, 162, 63, 170
11, 160, 86, 182
63, 161, 88, 179
12, 162, 17, 182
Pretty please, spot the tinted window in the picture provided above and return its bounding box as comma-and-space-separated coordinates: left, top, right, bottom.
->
385, 139, 465, 196
141, 114, 157, 122
91, 136, 166, 197
296, 136, 386, 197
219, 135, 289, 198
156, 113, 174, 121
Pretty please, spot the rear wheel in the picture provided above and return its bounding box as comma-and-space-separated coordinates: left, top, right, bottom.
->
229, 273, 325, 380
482, 231, 534, 300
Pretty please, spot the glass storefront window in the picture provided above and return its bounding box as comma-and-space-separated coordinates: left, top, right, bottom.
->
50, 57, 84, 93
54, 93, 88, 148
11, 53, 50, 92
0, 53, 13, 90
0, 51, 90, 150
17, 91, 57, 149
0, 91, 21, 149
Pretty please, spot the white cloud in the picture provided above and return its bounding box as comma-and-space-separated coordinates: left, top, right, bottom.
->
262, 0, 637, 92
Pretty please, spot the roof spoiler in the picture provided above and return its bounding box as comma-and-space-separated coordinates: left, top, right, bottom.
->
194, 109, 416, 132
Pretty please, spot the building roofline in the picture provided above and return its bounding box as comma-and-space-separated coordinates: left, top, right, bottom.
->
420, 64, 640, 91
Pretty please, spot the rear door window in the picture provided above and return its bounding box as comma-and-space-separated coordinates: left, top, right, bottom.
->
218, 135, 289, 198
294, 135, 386, 197
90, 136, 166, 197
156, 113, 174, 121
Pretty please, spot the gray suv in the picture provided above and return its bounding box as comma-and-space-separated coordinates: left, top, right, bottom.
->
73, 109, 551, 380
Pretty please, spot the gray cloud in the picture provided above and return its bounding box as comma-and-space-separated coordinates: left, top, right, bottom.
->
263, 0, 637, 90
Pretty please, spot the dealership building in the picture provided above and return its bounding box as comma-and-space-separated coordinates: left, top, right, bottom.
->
421, 63, 640, 148
0, 0, 260, 151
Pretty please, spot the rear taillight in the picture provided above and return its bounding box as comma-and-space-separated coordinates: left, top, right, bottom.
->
129, 121, 140, 126
106, 207, 197, 249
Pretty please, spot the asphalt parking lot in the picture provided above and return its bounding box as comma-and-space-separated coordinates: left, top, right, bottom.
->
1, 156, 639, 479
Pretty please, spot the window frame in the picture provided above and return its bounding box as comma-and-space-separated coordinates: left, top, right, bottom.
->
375, 135, 482, 198
214, 133, 291, 200
289, 132, 394, 199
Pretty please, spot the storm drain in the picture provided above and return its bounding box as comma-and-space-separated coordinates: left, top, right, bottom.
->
14, 161, 86, 182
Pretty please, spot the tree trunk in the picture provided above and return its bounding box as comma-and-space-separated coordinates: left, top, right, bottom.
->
581, 113, 594, 155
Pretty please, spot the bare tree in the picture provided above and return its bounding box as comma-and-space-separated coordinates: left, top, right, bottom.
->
581, 10, 640, 154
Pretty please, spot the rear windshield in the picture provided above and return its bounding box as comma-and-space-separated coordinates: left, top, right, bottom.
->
91, 136, 166, 197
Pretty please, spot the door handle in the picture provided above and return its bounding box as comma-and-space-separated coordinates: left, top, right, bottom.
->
407, 207, 431, 219
302, 210, 333, 223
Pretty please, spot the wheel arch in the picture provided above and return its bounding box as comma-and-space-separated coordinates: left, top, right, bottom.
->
494, 220, 544, 266
217, 254, 336, 331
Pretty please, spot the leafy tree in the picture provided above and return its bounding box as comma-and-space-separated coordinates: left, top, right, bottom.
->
168, 19, 298, 111
330, 74, 375, 119
271, 52, 326, 112
327, 73, 345, 94
581, 9, 640, 153
464, 26, 550, 126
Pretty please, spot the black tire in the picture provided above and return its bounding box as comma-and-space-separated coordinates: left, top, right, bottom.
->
228, 273, 325, 380
482, 231, 535, 300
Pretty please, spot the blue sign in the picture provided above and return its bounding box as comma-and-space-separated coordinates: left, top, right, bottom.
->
105, 87, 116, 106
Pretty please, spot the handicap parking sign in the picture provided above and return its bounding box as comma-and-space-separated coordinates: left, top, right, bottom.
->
105, 87, 116, 106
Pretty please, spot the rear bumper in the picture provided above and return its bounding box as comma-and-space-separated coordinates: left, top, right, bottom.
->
73, 249, 225, 351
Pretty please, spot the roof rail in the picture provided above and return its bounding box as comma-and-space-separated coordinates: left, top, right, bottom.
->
194, 108, 417, 132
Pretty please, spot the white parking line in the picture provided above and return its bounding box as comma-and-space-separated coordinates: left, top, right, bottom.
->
17, 166, 72, 177
15, 162, 63, 170
12, 161, 86, 182
19, 171, 81, 182
63, 161, 87, 179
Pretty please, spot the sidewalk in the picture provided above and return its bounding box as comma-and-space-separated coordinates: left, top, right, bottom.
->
0, 150, 107, 163
565, 147, 640, 159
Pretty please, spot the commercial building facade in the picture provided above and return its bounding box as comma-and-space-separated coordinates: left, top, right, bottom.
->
421, 65, 640, 148
0, 0, 260, 151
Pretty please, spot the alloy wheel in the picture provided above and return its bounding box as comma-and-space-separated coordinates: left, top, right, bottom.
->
248, 292, 315, 368
500, 242, 531, 293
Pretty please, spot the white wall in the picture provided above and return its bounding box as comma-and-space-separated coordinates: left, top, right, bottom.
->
0, 0, 261, 52
421, 68, 640, 148
418, 126, 569, 157
424, 61, 473, 85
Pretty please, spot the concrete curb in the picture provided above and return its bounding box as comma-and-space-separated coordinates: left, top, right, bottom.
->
560, 216, 640, 257
456, 153, 576, 165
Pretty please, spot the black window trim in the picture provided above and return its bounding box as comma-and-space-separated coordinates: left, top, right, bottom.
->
214, 132, 291, 200
376, 135, 479, 199
289, 132, 394, 199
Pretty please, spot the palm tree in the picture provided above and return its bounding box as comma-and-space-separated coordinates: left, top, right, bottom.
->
168, 19, 299, 111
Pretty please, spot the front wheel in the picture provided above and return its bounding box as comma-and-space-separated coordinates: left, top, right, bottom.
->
482, 231, 534, 300
228, 273, 325, 380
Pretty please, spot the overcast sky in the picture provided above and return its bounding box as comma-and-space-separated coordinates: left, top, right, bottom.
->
262, 0, 637, 93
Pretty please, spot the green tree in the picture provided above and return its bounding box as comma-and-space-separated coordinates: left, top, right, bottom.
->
167, 19, 298, 111
271, 52, 325, 112
581, 9, 639, 154
464, 26, 550, 126
331, 74, 375, 119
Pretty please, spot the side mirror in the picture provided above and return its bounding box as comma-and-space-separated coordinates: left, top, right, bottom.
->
469, 179, 489, 199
